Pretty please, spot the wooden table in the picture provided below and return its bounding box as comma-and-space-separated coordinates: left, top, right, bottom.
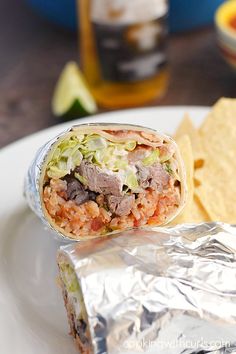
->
0, 0, 235, 148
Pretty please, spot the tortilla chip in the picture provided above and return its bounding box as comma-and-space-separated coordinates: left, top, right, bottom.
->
175, 114, 205, 169
172, 194, 210, 225
195, 98, 236, 223
171, 134, 194, 224
187, 195, 210, 223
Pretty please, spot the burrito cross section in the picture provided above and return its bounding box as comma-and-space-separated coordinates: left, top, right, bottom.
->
39, 124, 186, 239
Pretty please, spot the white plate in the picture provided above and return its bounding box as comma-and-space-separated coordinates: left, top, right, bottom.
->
0, 106, 208, 354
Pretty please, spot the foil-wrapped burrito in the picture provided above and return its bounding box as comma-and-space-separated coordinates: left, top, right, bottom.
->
57, 222, 236, 354
24, 123, 187, 241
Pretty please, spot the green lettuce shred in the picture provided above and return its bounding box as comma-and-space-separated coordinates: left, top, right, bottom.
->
164, 163, 173, 175
46, 134, 171, 194
142, 149, 160, 166
60, 263, 79, 294
74, 172, 88, 185
47, 136, 83, 178
125, 171, 139, 190
46, 133, 137, 180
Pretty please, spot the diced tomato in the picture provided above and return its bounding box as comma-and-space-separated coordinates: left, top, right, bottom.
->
147, 216, 158, 225
91, 217, 104, 231
153, 205, 160, 217
134, 219, 140, 227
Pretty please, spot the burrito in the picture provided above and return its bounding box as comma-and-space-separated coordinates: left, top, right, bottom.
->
25, 124, 187, 240
57, 223, 236, 354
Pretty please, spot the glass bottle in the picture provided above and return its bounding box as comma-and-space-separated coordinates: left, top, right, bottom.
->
78, 0, 169, 109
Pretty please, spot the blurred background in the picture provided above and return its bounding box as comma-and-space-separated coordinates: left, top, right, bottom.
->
0, 0, 235, 148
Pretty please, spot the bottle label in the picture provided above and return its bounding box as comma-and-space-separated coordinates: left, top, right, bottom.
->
91, 0, 168, 83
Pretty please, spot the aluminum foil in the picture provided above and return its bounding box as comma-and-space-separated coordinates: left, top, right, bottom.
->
24, 128, 69, 241
24, 122, 186, 242
58, 222, 236, 354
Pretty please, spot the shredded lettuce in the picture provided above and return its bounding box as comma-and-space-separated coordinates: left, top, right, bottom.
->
74, 172, 88, 185
59, 138, 78, 153
68, 279, 80, 293
124, 140, 136, 151
159, 143, 175, 163
76, 134, 85, 142
94, 149, 106, 165
47, 165, 68, 179
92, 144, 128, 171
113, 159, 128, 170
60, 263, 79, 294
47, 136, 83, 178
164, 163, 173, 175
60, 261, 89, 329
86, 136, 107, 150
52, 148, 61, 160
72, 150, 83, 165
142, 149, 160, 166
125, 171, 139, 190
47, 135, 163, 193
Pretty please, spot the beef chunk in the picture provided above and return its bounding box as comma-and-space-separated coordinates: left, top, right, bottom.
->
106, 194, 135, 216
137, 163, 170, 192
64, 176, 89, 206
77, 161, 123, 196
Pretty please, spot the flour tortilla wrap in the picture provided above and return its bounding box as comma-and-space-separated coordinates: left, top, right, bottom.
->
25, 123, 187, 241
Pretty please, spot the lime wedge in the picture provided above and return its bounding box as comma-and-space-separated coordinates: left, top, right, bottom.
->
52, 61, 97, 118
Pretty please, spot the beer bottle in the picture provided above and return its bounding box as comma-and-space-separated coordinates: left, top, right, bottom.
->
79, 0, 169, 109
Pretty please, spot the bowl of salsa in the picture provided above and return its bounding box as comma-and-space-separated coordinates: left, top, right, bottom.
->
215, 0, 236, 70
